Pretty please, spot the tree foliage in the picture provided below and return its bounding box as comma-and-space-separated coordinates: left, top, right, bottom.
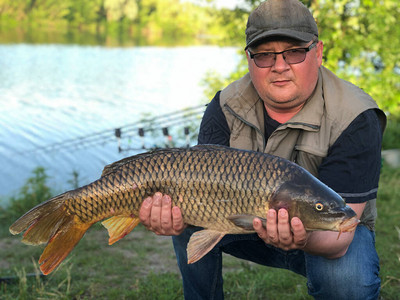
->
311, 0, 400, 116
0, 0, 238, 45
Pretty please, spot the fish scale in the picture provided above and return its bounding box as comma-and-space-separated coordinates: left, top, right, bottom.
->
9, 144, 359, 275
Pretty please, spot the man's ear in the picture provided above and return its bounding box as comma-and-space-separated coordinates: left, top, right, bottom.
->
316, 41, 324, 66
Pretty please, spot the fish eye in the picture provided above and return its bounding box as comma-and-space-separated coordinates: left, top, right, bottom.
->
315, 203, 324, 211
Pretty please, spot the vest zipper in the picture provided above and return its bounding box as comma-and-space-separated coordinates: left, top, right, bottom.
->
282, 122, 320, 130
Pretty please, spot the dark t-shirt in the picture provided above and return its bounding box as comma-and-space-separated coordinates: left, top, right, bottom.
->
198, 91, 383, 203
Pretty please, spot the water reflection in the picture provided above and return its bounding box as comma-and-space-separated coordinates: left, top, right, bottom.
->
0, 27, 219, 47
0, 43, 240, 202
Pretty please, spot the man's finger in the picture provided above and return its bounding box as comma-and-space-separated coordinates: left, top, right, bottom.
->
160, 195, 173, 229
172, 206, 185, 232
253, 217, 268, 240
150, 192, 163, 229
139, 196, 153, 226
291, 217, 308, 248
277, 209, 292, 246
266, 209, 279, 243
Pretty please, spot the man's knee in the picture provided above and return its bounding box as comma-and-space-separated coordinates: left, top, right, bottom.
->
306, 226, 380, 299
306, 267, 380, 300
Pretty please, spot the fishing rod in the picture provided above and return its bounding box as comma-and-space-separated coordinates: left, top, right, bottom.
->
14, 104, 205, 156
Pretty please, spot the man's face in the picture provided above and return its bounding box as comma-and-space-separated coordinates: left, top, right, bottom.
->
246, 39, 323, 114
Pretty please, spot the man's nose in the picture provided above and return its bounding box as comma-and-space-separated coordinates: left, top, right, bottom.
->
272, 53, 290, 72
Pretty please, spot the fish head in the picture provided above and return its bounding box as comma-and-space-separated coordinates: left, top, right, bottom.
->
270, 173, 359, 233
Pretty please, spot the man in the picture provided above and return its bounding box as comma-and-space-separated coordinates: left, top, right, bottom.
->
139, 0, 386, 299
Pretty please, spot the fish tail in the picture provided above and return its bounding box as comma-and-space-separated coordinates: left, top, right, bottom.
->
9, 193, 90, 275
38, 219, 90, 275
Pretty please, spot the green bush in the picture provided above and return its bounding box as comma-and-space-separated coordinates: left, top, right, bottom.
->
382, 117, 400, 150
0, 167, 53, 229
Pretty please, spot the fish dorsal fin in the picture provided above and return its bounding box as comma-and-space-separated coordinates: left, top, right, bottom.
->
101, 216, 140, 245
100, 145, 233, 177
101, 145, 233, 177
101, 148, 186, 177
227, 214, 266, 231
187, 230, 225, 264
101, 157, 137, 177
191, 144, 232, 152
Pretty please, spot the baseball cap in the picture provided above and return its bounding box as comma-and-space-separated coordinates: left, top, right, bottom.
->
245, 0, 318, 49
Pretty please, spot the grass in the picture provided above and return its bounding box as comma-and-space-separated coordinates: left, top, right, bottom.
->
374, 166, 400, 299
0, 165, 399, 299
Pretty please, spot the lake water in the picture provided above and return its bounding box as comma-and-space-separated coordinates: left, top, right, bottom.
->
0, 44, 241, 204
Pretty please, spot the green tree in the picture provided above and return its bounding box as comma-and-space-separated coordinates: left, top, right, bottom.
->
311, 0, 400, 116
104, 0, 138, 22
0, 0, 223, 45
134, 0, 212, 42
65, 0, 104, 27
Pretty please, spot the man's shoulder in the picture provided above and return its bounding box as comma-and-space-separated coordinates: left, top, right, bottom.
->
320, 66, 378, 113
319, 66, 385, 133
220, 73, 259, 110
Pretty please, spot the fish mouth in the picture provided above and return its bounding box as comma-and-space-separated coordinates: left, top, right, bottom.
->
337, 217, 360, 239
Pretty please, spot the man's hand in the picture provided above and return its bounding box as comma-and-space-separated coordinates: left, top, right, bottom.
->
139, 192, 186, 236
253, 208, 308, 251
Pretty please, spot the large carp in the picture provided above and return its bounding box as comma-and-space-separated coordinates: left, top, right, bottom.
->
10, 145, 359, 275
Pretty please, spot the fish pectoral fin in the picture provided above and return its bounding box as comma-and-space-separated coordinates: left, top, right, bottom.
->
187, 230, 225, 264
101, 216, 140, 245
227, 214, 266, 230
